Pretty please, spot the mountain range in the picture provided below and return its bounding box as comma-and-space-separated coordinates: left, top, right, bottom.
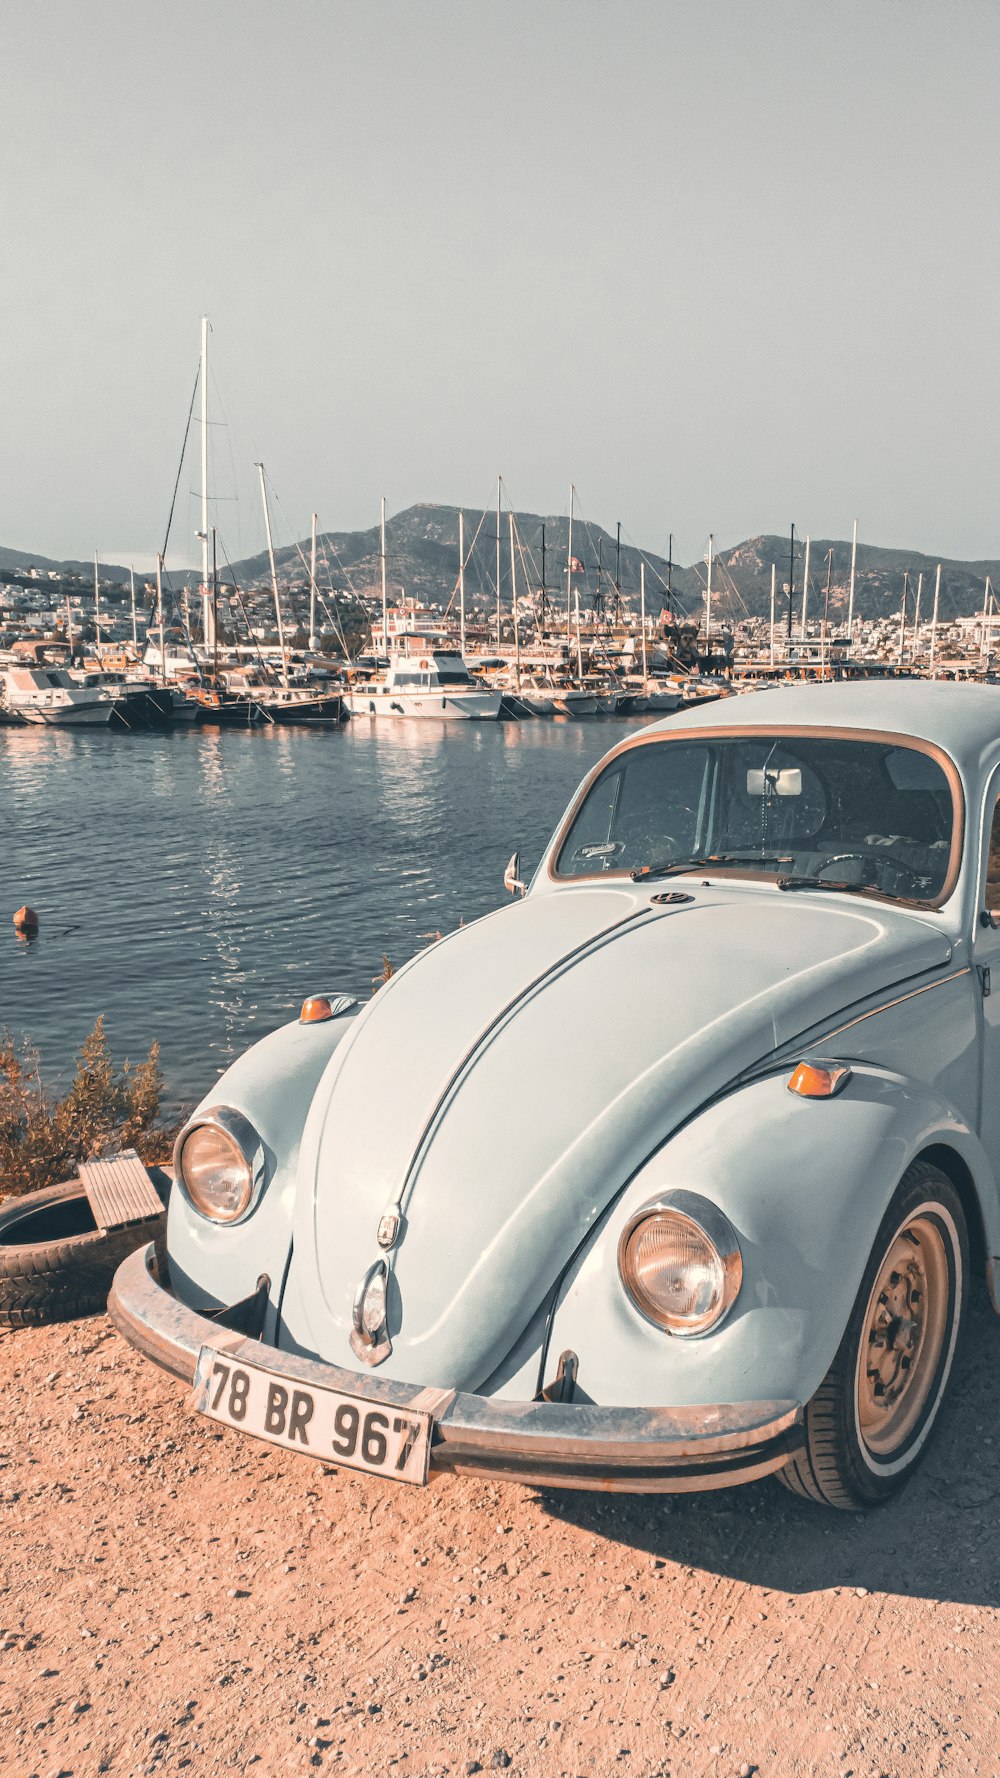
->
0, 544, 133, 583
224, 509, 1000, 626
4, 508, 999, 623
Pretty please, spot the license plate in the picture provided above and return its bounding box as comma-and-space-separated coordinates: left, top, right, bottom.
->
190, 1346, 432, 1485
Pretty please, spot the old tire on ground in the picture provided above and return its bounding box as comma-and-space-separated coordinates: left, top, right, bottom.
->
777, 1160, 968, 1510
0, 1177, 166, 1328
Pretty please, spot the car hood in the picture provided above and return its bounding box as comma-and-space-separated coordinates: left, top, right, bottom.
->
288, 883, 952, 1387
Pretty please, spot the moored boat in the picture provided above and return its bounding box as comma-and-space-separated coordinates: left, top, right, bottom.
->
346, 652, 502, 720
550, 687, 599, 717
231, 681, 346, 724
0, 667, 112, 727
190, 686, 269, 726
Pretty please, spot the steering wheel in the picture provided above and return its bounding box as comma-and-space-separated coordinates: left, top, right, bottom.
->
816, 850, 927, 895
622, 834, 685, 870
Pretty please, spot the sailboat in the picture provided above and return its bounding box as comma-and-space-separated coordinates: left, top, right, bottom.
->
162, 320, 268, 727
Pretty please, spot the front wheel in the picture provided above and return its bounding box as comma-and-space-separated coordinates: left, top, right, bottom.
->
778, 1160, 968, 1509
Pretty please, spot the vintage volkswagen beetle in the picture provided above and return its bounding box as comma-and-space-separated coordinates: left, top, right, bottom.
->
111, 681, 1000, 1510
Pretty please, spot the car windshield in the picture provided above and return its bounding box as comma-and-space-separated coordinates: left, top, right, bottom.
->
555, 732, 957, 904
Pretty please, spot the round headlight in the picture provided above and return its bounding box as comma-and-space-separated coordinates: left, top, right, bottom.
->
174, 1108, 263, 1223
618, 1191, 742, 1336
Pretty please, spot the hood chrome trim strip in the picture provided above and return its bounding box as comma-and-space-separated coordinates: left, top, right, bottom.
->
343, 904, 667, 1364
393, 905, 660, 1221
816, 966, 971, 1044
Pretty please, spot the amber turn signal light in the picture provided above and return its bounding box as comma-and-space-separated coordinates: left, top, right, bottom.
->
787, 1060, 852, 1099
299, 995, 334, 1024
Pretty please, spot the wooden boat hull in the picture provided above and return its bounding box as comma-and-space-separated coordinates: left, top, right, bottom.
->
194, 697, 268, 727
259, 695, 346, 724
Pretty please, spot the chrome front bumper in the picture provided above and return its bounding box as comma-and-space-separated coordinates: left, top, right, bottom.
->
109, 1246, 804, 1494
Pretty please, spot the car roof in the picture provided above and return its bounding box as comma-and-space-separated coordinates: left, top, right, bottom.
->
643, 679, 1000, 780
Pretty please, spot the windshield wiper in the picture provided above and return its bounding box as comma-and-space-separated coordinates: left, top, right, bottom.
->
631, 852, 790, 882
776, 875, 932, 909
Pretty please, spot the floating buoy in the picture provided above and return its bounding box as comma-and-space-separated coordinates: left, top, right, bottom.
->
13, 905, 39, 935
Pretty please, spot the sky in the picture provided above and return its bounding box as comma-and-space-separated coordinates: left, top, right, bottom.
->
3, 0, 999, 570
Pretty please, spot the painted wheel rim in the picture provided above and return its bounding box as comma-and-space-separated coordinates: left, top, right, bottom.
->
856, 1213, 951, 1460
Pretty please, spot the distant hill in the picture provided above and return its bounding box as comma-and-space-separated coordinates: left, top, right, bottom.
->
224, 504, 681, 621
5, 510, 999, 621
0, 544, 132, 583
685, 535, 1000, 627
224, 509, 1000, 626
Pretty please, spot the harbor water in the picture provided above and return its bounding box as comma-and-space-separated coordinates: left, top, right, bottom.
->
0, 719, 645, 1106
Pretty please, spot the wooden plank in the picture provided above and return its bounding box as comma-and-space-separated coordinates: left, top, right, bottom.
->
79, 1149, 164, 1230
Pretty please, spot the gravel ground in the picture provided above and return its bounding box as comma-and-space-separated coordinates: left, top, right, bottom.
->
2, 1289, 1000, 1778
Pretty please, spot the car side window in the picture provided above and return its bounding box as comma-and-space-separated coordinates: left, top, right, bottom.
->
985, 800, 1000, 917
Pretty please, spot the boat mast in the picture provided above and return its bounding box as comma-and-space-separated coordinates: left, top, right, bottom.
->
156, 553, 166, 684
800, 535, 811, 642
898, 572, 909, 667
930, 562, 941, 674
596, 538, 604, 626
129, 566, 138, 653
509, 513, 520, 686
614, 522, 622, 626
256, 462, 289, 688
566, 483, 574, 648
821, 547, 833, 673
495, 476, 502, 653
847, 518, 858, 638
200, 315, 213, 651
380, 496, 388, 653
769, 564, 776, 667
211, 527, 220, 680
912, 572, 923, 666
705, 534, 713, 650
640, 560, 648, 680
458, 510, 466, 661
309, 512, 318, 651
540, 523, 547, 624
93, 551, 101, 662
786, 523, 796, 638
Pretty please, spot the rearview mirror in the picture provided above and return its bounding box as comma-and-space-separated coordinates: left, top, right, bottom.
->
747, 767, 802, 797
504, 851, 526, 897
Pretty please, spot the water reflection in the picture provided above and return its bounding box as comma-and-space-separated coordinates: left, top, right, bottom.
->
0, 719, 643, 1097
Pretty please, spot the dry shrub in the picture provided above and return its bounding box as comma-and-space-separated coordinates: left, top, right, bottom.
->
0, 1016, 173, 1201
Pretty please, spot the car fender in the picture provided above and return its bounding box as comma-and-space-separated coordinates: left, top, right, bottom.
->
166, 1013, 357, 1318
544, 1063, 1000, 1411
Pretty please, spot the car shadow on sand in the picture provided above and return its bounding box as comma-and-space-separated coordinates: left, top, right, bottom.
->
538, 1281, 1000, 1608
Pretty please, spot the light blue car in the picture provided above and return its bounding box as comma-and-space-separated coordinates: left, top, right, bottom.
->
111, 681, 1000, 1510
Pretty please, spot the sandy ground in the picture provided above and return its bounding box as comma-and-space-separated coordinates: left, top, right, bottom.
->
2, 1289, 1000, 1778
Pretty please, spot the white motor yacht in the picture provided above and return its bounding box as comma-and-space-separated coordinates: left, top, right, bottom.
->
345, 649, 502, 720
0, 667, 112, 727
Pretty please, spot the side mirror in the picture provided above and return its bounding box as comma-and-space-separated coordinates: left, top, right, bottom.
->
504, 851, 526, 897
